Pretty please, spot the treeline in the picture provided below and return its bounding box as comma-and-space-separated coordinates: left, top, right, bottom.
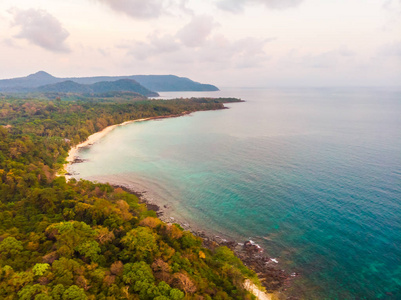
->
0, 97, 259, 299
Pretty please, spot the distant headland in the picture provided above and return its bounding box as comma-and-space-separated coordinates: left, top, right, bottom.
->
0, 71, 220, 95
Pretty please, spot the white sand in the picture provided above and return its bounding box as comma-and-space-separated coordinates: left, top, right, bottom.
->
62, 117, 160, 176
244, 280, 273, 300
62, 113, 190, 178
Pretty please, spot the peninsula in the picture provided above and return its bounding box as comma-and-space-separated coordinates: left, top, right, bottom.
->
0, 95, 283, 299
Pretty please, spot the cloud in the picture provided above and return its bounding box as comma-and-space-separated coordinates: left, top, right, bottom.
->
338, 46, 356, 57
95, 0, 304, 19
378, 41, 401, 57
382, 0, 401, 11
232, 37, 273, 68
288, 47, 357, 69
176, 15, 217, 47
98, 48, 111, 57
178, 0, 194, 15
118, 11, 274, 72
95, 0, 166, 19
2, 38, 19, 48
301, 52, 339, 69
258, 0, 304, 9
122, 28, 273, 72
10, 8, 70, 53
194, 35, 272, 69
216, 0, 304, 12
216, 0, 246, 13
121, 32, 181, 60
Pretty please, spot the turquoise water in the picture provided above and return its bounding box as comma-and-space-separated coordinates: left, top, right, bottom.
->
71, 88, 401, 299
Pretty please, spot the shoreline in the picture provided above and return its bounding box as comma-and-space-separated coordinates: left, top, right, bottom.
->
112, 183, 291, 299
62, 112, 192, 178
62, 111, 292, 299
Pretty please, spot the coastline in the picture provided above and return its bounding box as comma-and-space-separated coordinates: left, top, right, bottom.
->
62, 112, 191, 178
62, 111, 290, 299
112, 183, 289, 300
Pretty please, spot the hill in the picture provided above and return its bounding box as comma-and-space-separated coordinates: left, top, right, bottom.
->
90, 79, 159, 96
37, 79, 159, 97
131, 75, 219, 92
0, 71, 219, 92
0, 71, 59, 91
37, 80, 92, 94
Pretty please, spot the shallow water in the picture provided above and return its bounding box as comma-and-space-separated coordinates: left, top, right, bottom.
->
71, 87, 401, 299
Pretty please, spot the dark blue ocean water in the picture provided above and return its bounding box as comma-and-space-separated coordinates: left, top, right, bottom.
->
71, 88, 401, 299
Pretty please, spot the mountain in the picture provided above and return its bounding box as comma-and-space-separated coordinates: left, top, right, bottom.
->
90, 79, 158, 96
37, 80, 92, 93
37, 79, 159, 97
0, 71, 219, 92
130, 75, 219, 92
68, 75, 219, 92
0, 71, 60, 91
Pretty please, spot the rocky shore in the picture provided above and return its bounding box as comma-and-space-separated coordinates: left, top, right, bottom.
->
112, 184, 298, 299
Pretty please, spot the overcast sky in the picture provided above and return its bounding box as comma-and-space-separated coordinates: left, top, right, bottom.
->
1, 0, 400, 87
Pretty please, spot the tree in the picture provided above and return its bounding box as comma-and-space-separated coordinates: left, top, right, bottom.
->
32, 263, 50, 276
35, 294, 53, 300
50, 284, 65, 300
151, 259, 172, 283
123, 261, 154, 286
17, 284, 45, 300
75, 240, 101, 262
110, 261, 124, 276
0, 237, 24, 269
51, 258, 83, 287
0, 237, 23, 259
123, 261, 165, 299
172, 273, 196, 295
62, 285, 87, 300
120, 227, 158, 262
45, 221, 96, 258
139, 217, 163, 229
169, 289, 184, 300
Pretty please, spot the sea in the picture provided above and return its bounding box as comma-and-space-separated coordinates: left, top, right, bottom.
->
70, 87, 401, 299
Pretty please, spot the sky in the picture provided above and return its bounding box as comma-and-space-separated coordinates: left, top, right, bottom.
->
0, 0, 400, 87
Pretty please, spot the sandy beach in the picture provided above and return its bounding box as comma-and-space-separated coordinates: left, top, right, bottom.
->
63, 112, 191, 178
66, 118, 153, 166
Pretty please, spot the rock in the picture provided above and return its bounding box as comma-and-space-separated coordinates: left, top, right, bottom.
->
244, 240, 263, 253
72, 158, 86, 164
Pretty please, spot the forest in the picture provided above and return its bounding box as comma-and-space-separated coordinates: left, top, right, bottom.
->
0, 96, 261, 299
